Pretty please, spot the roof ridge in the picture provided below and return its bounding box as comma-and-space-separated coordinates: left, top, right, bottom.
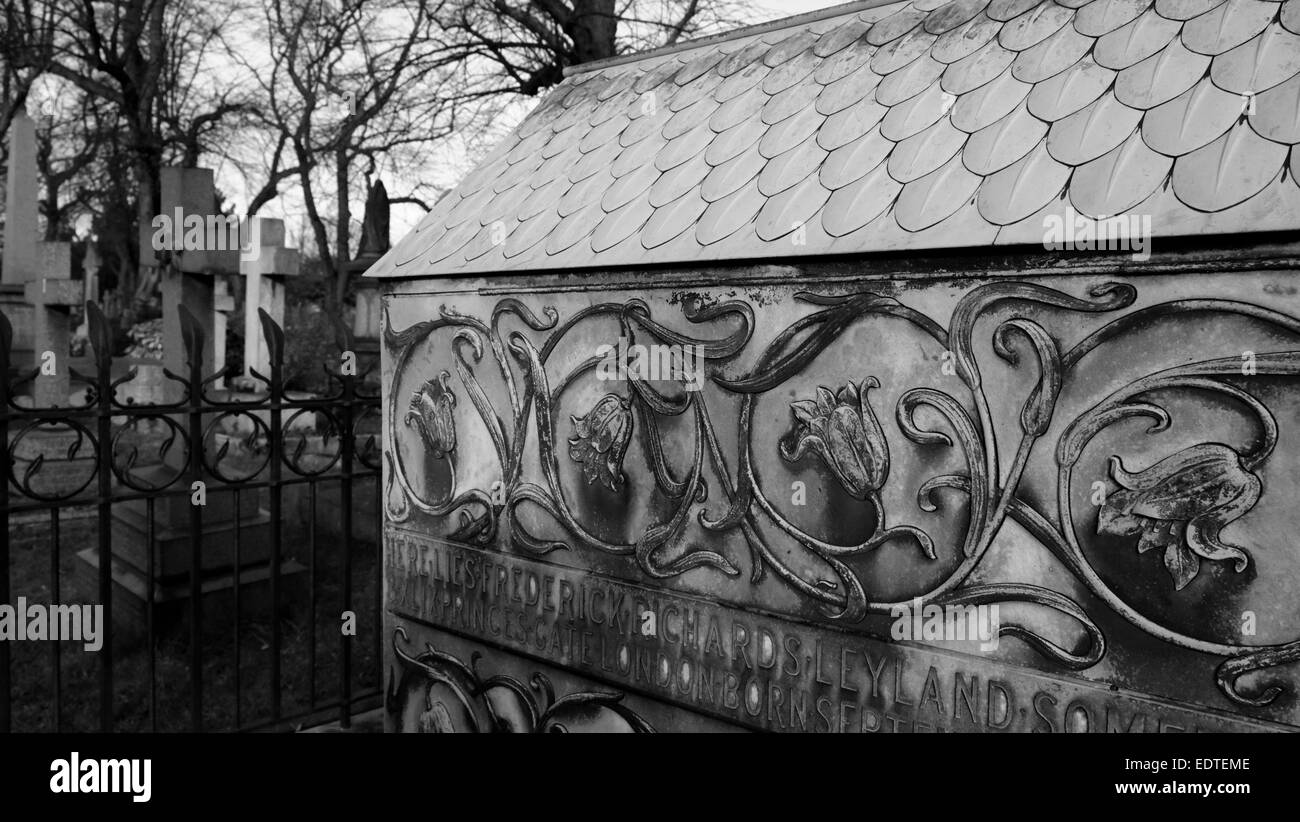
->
563, 0, 902, 78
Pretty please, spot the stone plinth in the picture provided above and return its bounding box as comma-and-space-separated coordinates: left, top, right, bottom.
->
0, 285, 35, 357
77, 467, 302, 644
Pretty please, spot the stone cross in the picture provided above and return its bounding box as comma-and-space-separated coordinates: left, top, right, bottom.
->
2, 111, 37, 286
82, 243, 100, 304
23, 242, 82, 406
212, 275, 235, 390
1, 111, 39, 358
238, 217, 299, 382
141, 167, 240, 402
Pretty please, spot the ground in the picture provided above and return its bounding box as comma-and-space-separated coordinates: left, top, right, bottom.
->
6, 506, 382, 732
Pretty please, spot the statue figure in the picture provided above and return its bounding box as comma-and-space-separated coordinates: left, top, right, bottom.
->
358, 178, 390, 258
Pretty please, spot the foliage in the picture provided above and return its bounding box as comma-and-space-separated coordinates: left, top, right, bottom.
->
125, 318, 165, 360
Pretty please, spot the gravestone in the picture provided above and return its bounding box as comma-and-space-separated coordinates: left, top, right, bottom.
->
238, 217, 300, 381
82, 243, 100, 304
1, 111, 38, 360
74, 244, 102, 366
77, 167, 301, 637
346, 180, 388, 382
148, 167, 235, 402
212, 276, 234, 389
22, 241, 82, 406
3, 113, 84, 406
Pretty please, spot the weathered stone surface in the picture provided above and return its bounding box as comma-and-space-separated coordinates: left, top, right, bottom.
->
380, 252, 1300, 732
23, 277, 82, 307
239, 217, 299, 380
2, 112, 38, 286
375, 0, 1300, 734
143, 167, 240, 275
23, 246, 81, 407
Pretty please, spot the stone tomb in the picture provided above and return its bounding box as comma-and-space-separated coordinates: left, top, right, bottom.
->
372, 2, 1300, 733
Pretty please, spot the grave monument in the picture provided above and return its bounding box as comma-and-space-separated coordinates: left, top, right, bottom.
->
76, 167, 298, 635
372, 1, 1300, 732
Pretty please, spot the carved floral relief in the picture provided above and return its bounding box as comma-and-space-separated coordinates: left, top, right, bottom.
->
382, 284, 1300, 712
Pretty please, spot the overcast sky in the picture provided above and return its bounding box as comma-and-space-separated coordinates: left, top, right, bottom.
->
766, 0, 852, 18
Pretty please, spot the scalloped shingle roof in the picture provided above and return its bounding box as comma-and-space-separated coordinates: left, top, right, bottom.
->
369, 0, 1300, 278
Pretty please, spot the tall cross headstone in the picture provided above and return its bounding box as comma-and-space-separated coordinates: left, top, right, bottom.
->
82, 243, 101, 305
1, 111, 39, 358
239, 217, 300, 382
23, 241, 81, 406
94, 167, 283, 637
212, 276, 234, 390
2, 111, 38, 286
142, 167, 239, 402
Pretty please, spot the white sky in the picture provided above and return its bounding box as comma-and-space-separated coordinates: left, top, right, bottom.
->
767, 0, 854, 17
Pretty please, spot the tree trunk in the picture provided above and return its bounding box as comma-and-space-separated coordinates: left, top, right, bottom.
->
569, 0, 619, 63
333, 145, 351, 310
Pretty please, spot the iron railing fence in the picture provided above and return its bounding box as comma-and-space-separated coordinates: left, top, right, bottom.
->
0, 301, 382, 732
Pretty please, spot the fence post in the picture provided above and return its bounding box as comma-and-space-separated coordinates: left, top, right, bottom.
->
0, 300, 384, 732
0, 310, 12, 733
338, 340, 355, 729
86, 302, 116, 732
258, 309, 285, 723
179, 306, 207, 731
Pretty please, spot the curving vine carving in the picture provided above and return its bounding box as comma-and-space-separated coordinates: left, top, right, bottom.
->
385, 627, 654, 733
383, 281, 1300, 710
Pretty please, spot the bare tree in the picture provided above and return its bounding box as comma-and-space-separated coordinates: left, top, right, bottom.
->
440, 0, 751, 98
245, 0, 463, 308
5, 0, 763, 310
5, 0, 255, 304
0, 0, 56, 192
35, 87, 107, 241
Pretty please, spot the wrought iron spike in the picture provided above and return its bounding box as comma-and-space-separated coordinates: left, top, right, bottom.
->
85, 300, 112, 371
257, 307, 285, 369
177, 304, 207, 372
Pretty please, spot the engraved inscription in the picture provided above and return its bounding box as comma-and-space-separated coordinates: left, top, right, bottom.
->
385, 531, 1284, 733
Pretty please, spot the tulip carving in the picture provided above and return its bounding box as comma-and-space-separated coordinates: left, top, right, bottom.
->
405, 371, 457, 459
780, 377, 889, 500
569, 393, 633, 492
1097, 443, 1259, 591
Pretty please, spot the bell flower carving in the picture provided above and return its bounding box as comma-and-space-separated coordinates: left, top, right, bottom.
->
780, 377, 889, 500
406, 371, 457, 459
569, 393, 633, 492
1097, 443, 1259, 591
